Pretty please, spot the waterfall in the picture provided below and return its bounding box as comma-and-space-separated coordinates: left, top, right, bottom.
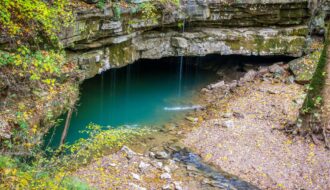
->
125, 64, 131, 121
178, 56, 184, 97
178, 18, 186, 97
100, 72, 104, 123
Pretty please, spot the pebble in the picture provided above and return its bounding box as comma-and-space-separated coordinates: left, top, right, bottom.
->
162, 184, 172, 190
173, 181, 183, 190
151, 161, 163, 168
286, 76, 295, 84
129, 183, 146, 190
222, 120, 234, 128
149, 152, 156, 158
267, 89, 279, 94
233, 112, 244, 119
186, 165, 198, 171
155, 151, 170, 159
160, 173, 172, 179
222, 112, 233, 118
185, 116, 198, 123
207, 80, 225, 90
131, 173, 141, 181
164, 165, 171, 173
138, 161, 150, 172
201, 88, 210, 93
121, 146, 136, 160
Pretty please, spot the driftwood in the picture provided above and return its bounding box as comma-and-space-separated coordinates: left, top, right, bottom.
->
60, 108, 73, 146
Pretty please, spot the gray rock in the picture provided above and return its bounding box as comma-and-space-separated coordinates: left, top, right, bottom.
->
222, 112, 233, 118
171, 37, 188, 48
121, 146, 136, 160
139, 161, 150, 172
155, 151, 170, 159
267, 89, 280, 94
101, 21, 122, 30
222, 120, 234, 128
258, 66, 269, 74
151, 161, 163, 169
185, 117, 198, 123
131, 173, 141, 181
162, 184, 172, 190
173, 181, 183, 190
228, 80, 238, 90
201, 88, 211, 93
186, 165, 198, 171
241, 70, 257, 82
149, 151, 156, 158
289, 54, 319, 84
167, 160, 179, 171
129, 183, 146, 190
268, 63, 285, 76
160, 173, 172, 179
233, 112, 245, 119
163, 165, 171, 173
286, 76, 295, 84
207, 81, 225, 90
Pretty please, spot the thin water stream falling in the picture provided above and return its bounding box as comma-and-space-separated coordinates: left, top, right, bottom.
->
178, 18, 186, 97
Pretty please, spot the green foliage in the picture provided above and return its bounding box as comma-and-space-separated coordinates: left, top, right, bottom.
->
0, 154, 91, 190
0, 124, 150, 189
140, 2, 158, 22
0, 47, 64, 82
302, 37, 328, 113
97, 0, 107, 9
58, 124, 150, 168
0, 0, 72, 45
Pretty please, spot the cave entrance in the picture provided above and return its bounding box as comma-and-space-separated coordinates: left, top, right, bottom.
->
45, 55, 294, 147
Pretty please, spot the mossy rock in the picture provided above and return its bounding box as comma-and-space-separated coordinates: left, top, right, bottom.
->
289, 50, 322, 84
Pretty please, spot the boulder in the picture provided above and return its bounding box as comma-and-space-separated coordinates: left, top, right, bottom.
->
268, 63, 286, 77
240, 70, 257, 82
289, 51, 320, 84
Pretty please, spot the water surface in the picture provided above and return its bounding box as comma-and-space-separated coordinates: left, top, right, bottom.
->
46, 56, 218, 146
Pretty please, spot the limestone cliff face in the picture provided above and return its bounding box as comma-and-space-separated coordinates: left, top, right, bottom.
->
62, 0, 316, 79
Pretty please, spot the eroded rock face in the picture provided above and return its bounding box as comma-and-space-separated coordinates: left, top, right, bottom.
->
59, 0, 319, 80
